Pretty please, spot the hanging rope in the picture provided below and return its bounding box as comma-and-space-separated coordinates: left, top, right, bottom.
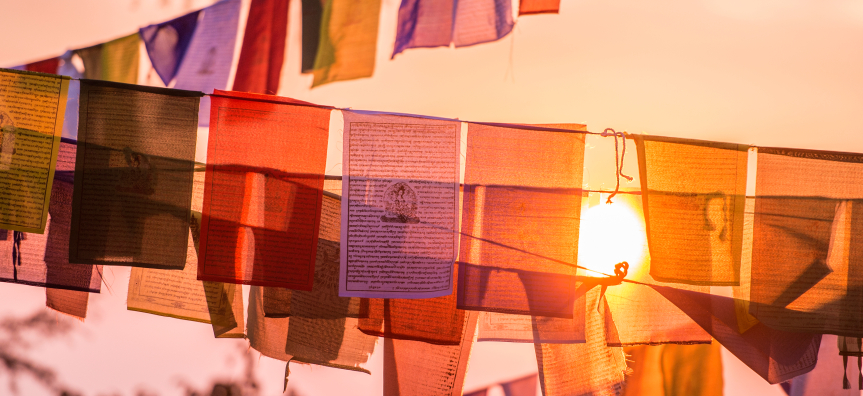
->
11, 231, 23, 280
600, 128, 633, 204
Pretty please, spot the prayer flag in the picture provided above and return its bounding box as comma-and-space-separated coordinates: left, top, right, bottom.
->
383, 312, 478, 396
140, 10, 201, 85
0, 68, 69, 233
25, 57, 60, 74
127, 172, 244, 338
173, 0, 242, 127
458, 123, 584, 318
0, 141, 101, 292
623, 342, 723, 396
534, 286, 626, 396
301, 0, 324, 73
518, 0, 560, 15
198, 90, 330, 289
340, 111, 460, 299
232, 0, 289, 94
392, 0, 514, 57
635, 135, 748, 286
750, 147, 863, 337
310, 0, 381, 87
653, 284, 821, 384
70, 80, 202, 269
46, 287, 89, 320
75, 34, 140, 84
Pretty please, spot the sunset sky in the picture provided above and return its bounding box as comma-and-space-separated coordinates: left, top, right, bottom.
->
1, 0, 862, 394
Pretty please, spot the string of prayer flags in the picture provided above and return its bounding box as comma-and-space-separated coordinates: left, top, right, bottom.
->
635, 136, 748, 286
652, 284, 822, 384
750, 147, 863, 337
392, 0, 514, 58
198, 90, 329, 289
0, 68, 69, 233
383, 311, 478, 396
623, 342, 723, 396
457, 123, 584, 318
0, 141, 102, 292
74, 34, 140, 84
140, 10, 201, 86
126, 172, 244, 338
518, 0, 561, 15
340, 111, 460, 299
309, 0, 382, 87
301, 0, 325, 73
46, 287, 89, 320
25, 58, 60, 74
232, 0, 289, 94
70, 80, 202, 269
173, 0, 242, 127
534, 286, 626, 396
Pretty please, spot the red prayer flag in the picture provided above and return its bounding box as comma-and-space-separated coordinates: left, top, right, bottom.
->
197, 90, 330, 290
232, 0, 289, 94
26, 58, 60, 74
518, 0, 560, 15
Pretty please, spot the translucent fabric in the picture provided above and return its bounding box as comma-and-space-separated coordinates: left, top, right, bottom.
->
247, 285, 377, 374
653, 284, 821, 384
25, 58, 60, 74
635, 135, 748, 285
263, 193, 360, 319
198, 91, 330, 289
126, 172, 244, 338
310, 0, 382, 87
232, 0, 288, 94
139, 10, 200, 85
383, 312, 479, 396
173, 0, 242, 127
0, 141, 101, 292
46, 288, 89, 320
0, 69, 69, 233
74, 34, 140, 84
358, 267, 465, 344
70, 80, 201, 269
392, 0, 514, 57
534, 286, 626, 396
518, 0, 560, 15
622, 342, 723, 396
458, 123, 584, 318
751, 147, 863, 337
301, 0, 324, 73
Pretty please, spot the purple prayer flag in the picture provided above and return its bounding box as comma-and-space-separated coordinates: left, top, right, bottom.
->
174, 0, 242, 127
140, 10, 202, 85
392, 0, 513, 58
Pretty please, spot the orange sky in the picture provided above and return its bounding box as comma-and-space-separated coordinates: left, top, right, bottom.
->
1, 0, 861, 394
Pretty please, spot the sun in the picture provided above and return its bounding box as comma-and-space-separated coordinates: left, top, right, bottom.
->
576, 194, 648, 279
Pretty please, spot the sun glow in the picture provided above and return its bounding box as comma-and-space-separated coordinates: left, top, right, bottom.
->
576, 195, 648, 278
